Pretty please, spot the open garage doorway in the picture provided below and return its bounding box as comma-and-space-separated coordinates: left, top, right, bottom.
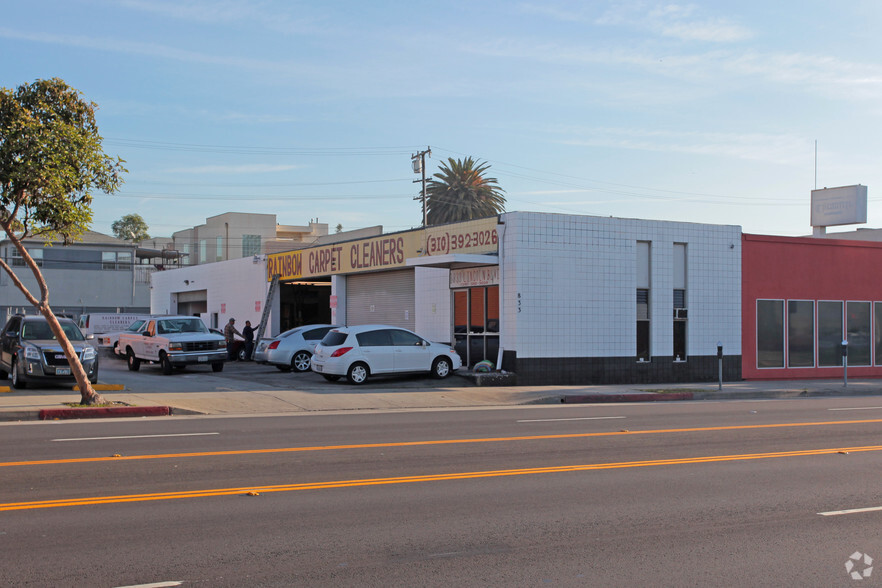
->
279, 280, 332, 332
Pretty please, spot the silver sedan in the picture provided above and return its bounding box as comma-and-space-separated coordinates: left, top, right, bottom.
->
254, 324, 340, 372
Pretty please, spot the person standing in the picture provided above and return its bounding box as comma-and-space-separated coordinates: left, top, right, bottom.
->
224, 317, 242, 361
242, 320, 260, 361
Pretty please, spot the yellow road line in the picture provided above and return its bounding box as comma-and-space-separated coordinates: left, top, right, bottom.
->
3, 418, 882, 469
3, 444, 881, 512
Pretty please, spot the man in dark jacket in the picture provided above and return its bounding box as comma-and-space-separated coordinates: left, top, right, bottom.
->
242, 320, 260, 361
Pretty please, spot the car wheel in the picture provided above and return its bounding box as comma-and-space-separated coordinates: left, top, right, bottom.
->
238, 347, 247, 361
346, 362, 369, 385
127, 349, 140, 371
432, 357, 452, 379
160, 353, 174, 375
211, 362, 224, 372
321, 374, 341, 382
89, 371, 99, 385
11, 359, 27, 389
291, 351, 312, 372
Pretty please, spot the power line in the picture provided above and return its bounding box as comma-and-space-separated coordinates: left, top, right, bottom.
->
105, 138, 421, 157
129, 178, 412, 188
430, 145, 807, 206
100, 192, 415, 201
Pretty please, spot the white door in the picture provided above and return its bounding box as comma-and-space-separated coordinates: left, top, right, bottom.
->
355, 329, 395, 374
390, 329, 431, 371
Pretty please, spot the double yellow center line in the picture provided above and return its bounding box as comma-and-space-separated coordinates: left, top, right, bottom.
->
3, 443, 881, 512
2, 419, 881, 511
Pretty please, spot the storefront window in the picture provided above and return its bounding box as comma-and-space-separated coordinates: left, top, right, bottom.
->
876, 303, 882, 366
787, 300, 814, 367
847, 301, 871, 366
818, 301, 843, 367
757, 300, 784, 368
636, 289, 650, 362
673, 288, 686, 361
487, 286, 499, 333
470, 288, 485, 333
454, 286, 499, 367
453, 291, 468, 335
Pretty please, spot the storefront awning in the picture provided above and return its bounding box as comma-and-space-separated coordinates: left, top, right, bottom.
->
406, 254, 498, 269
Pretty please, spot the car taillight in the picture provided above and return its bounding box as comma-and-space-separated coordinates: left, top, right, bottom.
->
330, 347, 352, 358
268, 340, 280, 350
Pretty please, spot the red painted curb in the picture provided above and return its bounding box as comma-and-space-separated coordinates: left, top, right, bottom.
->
38, 406, 171, 420
561, 393, 693, 403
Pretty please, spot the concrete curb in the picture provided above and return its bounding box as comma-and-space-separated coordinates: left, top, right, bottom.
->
0, 410, 40, 422
691, 388, 882, 400
561, 393, 693, 403
38, 406, 172, 420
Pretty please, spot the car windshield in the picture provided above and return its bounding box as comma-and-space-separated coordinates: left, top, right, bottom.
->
21, 321, 85, 341
126, 320, 146, 332
157, 318, 208, 334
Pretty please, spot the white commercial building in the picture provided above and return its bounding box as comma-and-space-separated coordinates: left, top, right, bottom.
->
151, 211, 743, 384
263, 212, 742, 385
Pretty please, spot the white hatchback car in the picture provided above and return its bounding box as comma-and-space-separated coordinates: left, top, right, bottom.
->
311, 325, 462, 384
254, 324, 340, 372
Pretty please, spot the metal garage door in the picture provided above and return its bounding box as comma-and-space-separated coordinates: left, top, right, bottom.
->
346, 270, 415, 329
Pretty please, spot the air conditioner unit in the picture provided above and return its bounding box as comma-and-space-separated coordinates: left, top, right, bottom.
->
674, 308, 688, 319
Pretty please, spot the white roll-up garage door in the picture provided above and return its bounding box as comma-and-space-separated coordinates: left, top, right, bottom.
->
346, 269, 415, 329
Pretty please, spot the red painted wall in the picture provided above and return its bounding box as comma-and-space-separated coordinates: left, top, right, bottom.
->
742, 234, 882, 379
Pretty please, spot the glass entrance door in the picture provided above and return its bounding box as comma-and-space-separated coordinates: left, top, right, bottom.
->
453, 286, 499, 368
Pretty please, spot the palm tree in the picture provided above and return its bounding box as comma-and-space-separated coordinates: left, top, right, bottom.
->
425, 157, 506, 225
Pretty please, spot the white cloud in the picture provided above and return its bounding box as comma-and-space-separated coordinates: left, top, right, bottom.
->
596, 1, 753, 43
0, 26, 285, 70
515, 2, 593, 23
115, 0, 326, 34
553, 127, 810, 166
463, 37, 882, 103
165, 164, 305, 174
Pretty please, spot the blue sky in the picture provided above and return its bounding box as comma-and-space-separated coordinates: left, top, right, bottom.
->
4, 1, 882, 239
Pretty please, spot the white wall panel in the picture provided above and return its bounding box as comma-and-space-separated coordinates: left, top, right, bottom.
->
501, 212, 741, 359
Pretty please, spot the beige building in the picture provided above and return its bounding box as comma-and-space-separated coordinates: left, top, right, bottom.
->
137, 212, 382, 266
168, 212, 328, 265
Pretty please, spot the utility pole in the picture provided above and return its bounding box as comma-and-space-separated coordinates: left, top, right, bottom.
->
412, 146, 431, 226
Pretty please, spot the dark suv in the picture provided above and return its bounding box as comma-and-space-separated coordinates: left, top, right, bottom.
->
0, 314, 99, 389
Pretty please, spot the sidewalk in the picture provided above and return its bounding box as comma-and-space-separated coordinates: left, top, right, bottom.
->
3, 375, 882, 421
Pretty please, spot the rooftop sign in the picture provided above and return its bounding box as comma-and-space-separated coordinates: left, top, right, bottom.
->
811, 185, 868, 227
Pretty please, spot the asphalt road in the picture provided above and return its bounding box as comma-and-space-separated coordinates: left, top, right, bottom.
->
3, 397, 882, 586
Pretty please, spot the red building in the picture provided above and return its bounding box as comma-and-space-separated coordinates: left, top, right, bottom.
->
742, 233, 882, 380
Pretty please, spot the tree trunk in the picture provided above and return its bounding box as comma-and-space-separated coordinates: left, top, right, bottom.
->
0, 227, 104, 405
39, 306, 105, 406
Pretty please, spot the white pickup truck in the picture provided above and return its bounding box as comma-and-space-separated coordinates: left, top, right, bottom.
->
118, 316, 227, 374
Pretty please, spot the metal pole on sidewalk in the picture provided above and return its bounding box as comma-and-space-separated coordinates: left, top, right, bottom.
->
717, 342, 723, 391
842, 339, 848, 388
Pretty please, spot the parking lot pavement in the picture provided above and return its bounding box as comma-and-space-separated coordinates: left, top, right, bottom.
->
0, 353, 563, 420
4, 350, 882, 420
